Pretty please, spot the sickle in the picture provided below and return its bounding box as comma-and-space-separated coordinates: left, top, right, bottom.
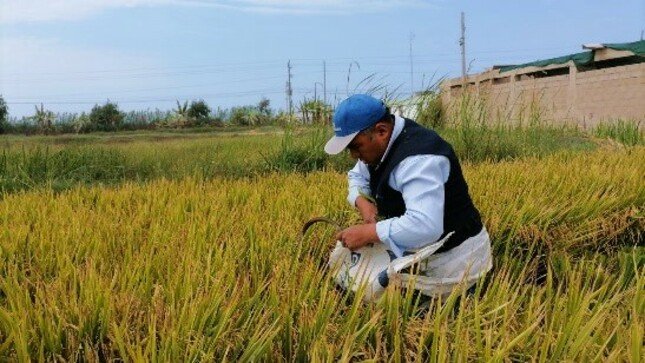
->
301, 216, 343, 236
300, 216, 345, 269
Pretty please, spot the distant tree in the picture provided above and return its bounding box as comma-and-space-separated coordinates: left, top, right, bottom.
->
187, 99, 211, 121
90, 101, 124, 131
257, 98, 272, 116
229, 99, 277, 126
209, 107, 227, 127
159, 100, 191, 128
0, 95, 9, 134
33, 103, 55, 134
229, 106, 255, 126
299, 99, 332, 125
174, 100, 189, 118
73, 112, 92, 133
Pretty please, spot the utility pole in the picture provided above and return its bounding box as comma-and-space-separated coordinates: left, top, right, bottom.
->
323, 61, 327, 105
285, 80, 290, 114
286, 60, 293, 117
460, 11, 467, 86
409, 32, 415, 96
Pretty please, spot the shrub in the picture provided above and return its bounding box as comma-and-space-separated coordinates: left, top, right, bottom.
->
257, 98, 272, 116
229, 105, 257, 126
89, 101, 124, 131
208, 107, 227, 127
0, 95, 9, 134
273, 112, 296, 127
187, 100, 211, 122
33, 103, 55, 135
415, 91, 443, 129
229, 99, 276, 126
162, 100, 214, 128
73, 113, 92, 133
299, 99, 332, 125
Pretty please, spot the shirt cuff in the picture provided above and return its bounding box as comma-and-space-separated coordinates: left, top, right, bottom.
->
347, 186, 368, 207
376, 219, 404, 258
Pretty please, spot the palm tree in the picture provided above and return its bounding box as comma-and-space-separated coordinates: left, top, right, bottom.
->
33, 103, 54, 134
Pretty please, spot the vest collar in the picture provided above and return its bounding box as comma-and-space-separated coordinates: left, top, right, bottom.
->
378, 115, 405, 166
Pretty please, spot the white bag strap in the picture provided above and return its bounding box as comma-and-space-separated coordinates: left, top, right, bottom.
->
386, 232, 454, 278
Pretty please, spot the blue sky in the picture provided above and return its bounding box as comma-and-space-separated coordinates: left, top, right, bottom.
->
1, 0, 643, 118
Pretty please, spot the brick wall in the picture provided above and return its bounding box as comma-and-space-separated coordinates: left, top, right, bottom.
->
574, 63, 644, 126
442, 62, 645, 127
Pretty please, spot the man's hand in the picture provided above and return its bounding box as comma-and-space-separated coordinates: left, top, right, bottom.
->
355, 195, 378, 224
336, 224, 379, 251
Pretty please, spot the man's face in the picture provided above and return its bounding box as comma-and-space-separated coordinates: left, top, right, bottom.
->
346, 122, 390, 166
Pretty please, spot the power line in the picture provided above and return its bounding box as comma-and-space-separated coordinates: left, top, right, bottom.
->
6, 88, 293, 104
0, 45, 580, 79
3, 51, 572, 85
4, 88, 422, 107
2, 41, 591, 110
18, 74, 291, 99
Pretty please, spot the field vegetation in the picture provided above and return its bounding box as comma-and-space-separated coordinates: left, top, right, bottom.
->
0, 96, 294, 135
0, 92, 643, 361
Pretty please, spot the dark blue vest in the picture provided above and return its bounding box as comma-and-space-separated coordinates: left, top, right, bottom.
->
368, 119, 483, 253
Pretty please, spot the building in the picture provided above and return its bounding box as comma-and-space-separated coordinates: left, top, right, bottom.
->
441, 40, 644, 126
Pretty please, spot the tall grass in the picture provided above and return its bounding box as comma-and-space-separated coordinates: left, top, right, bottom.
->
0, 118, 601, 194
0, 133, 282, 193
261, 126, 332, 173
592, 119, 643, 146
0, 148, 642, 360
426, 92, 596, 163
0, 147, 128, 193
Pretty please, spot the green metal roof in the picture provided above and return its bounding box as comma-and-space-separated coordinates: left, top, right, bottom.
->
498, 40, 645, 73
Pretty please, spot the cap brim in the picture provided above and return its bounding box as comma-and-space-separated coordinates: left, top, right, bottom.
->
324, 131, 360, 155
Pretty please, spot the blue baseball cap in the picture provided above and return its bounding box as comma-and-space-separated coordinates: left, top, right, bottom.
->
324, 94, 387, 154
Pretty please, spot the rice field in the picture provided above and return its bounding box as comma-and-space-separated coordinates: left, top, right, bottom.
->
0, 127, 643, 361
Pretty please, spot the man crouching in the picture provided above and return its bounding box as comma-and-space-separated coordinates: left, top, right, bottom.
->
325, 94, 492, 300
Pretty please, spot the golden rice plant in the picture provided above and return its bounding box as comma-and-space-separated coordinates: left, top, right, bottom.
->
0, 147, 643, 361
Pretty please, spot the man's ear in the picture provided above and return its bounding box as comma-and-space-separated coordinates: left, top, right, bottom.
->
374, 122, 391, 137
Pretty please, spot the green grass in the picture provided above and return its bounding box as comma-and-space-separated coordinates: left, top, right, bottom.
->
0, 129, 283, 193
0, 123, 600, 194
592, 119, 644, 147
436, 124, 595, 162
0, 125, 283, 147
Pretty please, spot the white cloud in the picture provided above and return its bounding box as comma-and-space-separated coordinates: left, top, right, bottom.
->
0, 0, 429, 23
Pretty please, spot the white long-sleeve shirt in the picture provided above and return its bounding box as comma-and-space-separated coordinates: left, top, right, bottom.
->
347, 115, 452, 258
